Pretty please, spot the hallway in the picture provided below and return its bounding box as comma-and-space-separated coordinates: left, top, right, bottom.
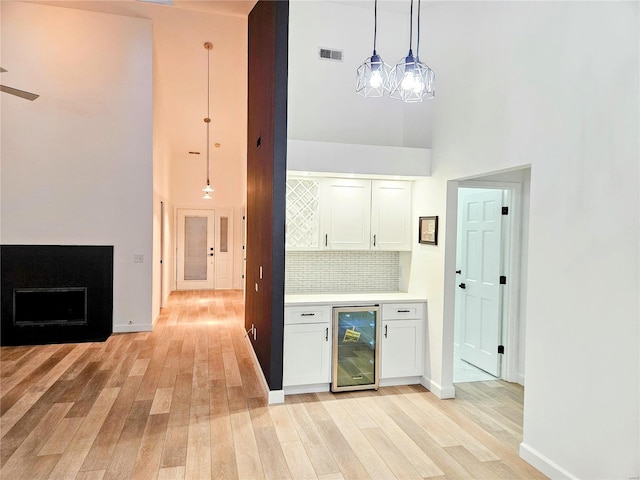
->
0, 290, 545, 479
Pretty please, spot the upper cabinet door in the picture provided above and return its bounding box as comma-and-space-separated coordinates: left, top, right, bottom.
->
321, 179, 372, 250
286, 178, 321, 250
371, 181, 412, 251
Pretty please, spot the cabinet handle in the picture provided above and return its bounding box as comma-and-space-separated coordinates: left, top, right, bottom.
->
325, 234, 328, 247
373, 234, 377, 247
300, 313, 315, 317
384, 325, 388, 338
397, 310, 411, 313
325, 327, 329, 341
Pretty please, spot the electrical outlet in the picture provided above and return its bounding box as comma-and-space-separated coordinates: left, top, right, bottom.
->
133, 254, 144, 263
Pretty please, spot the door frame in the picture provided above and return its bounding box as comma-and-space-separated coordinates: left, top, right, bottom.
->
451, 180, 524, 385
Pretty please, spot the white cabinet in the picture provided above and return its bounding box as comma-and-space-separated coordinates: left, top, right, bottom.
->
380, 303, 425, 379
371, 180, 412, 251
283, 306, 332, 387
286, 177, 412, 252
321, 178, 372, 250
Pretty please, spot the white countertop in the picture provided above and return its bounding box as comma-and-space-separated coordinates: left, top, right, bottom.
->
284, 292, 427, 306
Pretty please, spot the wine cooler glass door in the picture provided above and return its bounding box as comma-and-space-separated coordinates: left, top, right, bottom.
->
332, 306, 380, 392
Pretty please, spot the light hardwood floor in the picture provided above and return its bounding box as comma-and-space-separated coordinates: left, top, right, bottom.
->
0, 290, 546, 479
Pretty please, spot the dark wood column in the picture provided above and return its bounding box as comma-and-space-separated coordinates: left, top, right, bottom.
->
246, 0, 288, 391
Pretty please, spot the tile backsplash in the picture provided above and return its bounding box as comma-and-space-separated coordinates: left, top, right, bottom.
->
285, 251, 400, 294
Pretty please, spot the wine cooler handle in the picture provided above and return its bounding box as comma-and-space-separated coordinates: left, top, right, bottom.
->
325, 327, 329, 341
384, 324, 388, 338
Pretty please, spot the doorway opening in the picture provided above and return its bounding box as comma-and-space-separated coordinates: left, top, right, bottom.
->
450, 168, 530, 387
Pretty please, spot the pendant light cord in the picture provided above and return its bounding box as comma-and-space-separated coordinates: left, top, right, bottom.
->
373, 0, 378, 55
409, 0, 414, 55
206, 45, 211, 186
416, 0, 421, 58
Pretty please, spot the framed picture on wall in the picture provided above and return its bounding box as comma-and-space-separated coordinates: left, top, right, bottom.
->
419, 216, 438, 245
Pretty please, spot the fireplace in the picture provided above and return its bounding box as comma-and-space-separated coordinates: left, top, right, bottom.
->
1, 245, 113, 346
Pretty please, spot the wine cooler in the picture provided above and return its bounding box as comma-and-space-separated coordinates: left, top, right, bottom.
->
331, 305, 380, 392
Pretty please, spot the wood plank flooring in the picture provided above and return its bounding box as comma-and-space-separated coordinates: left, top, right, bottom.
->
0, 290, 546, 479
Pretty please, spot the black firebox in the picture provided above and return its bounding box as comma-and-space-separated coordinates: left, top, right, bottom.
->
1, 245, 113, 346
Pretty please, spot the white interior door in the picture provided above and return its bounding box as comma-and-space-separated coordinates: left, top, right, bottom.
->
215, 209, 233, 289
458, 189, 503, 376
176, 209, 215, 290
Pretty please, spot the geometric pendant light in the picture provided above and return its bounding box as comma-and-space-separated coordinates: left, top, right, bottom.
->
202, 42, 214, 199
413, 0, 435, 100
389, 0, 435, 103
388, 0, 434, 102
356, 0, 390, 97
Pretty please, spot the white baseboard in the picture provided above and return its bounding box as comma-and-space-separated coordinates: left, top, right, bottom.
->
113, 323, 153, 333
268, 390, 285, 404
380, 376, 421, 387
243, 334, 285, 404
519, 442, 578, 480
420, 376, 455, 399
284, 383, 330, 395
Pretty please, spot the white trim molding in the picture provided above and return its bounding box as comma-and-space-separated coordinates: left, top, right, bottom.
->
243, 334, 285, 404
519, 443, 579, 480
284, 383, 330, 396
421, 376, 455, 399
113, 323, 153, 333
268, 390, 285, 404
380, 376, 422, 387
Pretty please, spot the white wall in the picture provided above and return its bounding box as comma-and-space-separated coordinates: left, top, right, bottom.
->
288, 0, 434, 148
1, 2, 154, 332
409, 2, 639, 478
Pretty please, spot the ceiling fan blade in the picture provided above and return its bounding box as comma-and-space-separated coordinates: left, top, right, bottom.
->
0, 84, 39, 101
0, 68, 7, 73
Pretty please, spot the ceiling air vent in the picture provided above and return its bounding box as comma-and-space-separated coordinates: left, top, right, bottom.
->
319, 48, 343, 62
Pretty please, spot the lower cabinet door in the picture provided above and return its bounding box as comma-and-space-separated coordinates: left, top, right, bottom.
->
381, 319, 424, 379
283, 323, 331, 387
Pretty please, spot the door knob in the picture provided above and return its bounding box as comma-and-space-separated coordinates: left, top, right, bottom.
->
459, 283, 466, 289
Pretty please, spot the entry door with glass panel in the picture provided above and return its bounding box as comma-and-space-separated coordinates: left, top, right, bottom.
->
177, 209, 215, 290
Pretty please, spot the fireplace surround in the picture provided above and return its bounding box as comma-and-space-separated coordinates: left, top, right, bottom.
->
1, 245, 113, 346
